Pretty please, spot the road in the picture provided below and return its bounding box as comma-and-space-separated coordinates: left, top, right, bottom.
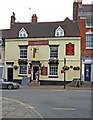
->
0, 88, 92, 119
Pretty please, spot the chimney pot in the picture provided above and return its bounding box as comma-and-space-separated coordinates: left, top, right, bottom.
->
32, 14, 37, 23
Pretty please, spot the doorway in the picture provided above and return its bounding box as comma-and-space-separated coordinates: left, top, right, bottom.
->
7, 68, 13, 81
85, 64, 91, 81
33, 66, 39, 80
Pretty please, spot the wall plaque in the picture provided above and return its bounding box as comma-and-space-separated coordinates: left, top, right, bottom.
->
66, 42, 74, 55
41, 67, 48, 76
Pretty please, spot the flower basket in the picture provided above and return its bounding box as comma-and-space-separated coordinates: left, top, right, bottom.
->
48, 59, 58, 64
18, 59, 28, 64
73, 66, 80, 70
61, 69, 64, 73
62, 66, 69, 70
14, 65, 18, 70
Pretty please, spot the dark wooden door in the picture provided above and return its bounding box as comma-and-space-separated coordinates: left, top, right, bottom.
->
7, 68, 13, 81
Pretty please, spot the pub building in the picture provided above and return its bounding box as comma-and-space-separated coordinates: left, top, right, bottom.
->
4, 13, 81, 85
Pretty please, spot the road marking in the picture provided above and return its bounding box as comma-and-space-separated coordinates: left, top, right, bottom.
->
0, 97, 44, 120
51, 90, 67, 91
53, 107, 76, 111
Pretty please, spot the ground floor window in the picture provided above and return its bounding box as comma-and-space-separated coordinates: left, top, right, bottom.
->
19, 64, 27, 75
49, 64, 58, 76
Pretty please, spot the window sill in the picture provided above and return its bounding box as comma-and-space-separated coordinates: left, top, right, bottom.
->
86, 47, 93, 49
86, 26, 93, 28
18, 74, 27, 77
48, 76, 58, 78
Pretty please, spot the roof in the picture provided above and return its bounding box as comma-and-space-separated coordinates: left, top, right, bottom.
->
2, 17, 80, 39
79, 4, 93, 13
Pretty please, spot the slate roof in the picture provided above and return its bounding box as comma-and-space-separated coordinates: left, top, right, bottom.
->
2, 17, 80, 39
79, 4, 93, 13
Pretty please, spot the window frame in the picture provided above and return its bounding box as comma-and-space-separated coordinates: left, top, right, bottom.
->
19, 28, 28, 38
19, 64, 27, 76
86, 17, 93, 27
50, 45, 58, 59
19, 46, 28, 59
55, 26, 64, 37
49, 64, 58, 77
86, 31, 93, 49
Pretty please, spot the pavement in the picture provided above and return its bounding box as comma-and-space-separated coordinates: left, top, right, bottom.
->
20, 85, 92, 90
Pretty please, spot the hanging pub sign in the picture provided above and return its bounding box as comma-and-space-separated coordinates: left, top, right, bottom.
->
41, 67, 48, 76
66, 42, 74, 55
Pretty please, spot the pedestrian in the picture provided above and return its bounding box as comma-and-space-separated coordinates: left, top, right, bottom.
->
35, 71, 39, 82
30, 76, 32, 83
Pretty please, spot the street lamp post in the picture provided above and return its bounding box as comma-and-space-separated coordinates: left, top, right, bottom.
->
64, 58, 66, 89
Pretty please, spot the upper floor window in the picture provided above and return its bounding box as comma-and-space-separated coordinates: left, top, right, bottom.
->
86, 17, 93, 27
50, 45, 58, 59
19, 46, 27, 58
19, 28, 28, 38
86, 31, 93, 49
55, 26, 64, 37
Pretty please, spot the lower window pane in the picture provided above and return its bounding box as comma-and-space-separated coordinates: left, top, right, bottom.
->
19, 65, 27, 74
49, 65, 58, 76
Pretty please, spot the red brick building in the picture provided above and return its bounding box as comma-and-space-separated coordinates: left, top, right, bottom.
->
73, 0, 93, 81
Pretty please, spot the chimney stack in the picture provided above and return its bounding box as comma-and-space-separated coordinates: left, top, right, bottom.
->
10, 12, 16, 28
77, 0, 82, 4
31, 14, 37, 23
73, 0, 82, 21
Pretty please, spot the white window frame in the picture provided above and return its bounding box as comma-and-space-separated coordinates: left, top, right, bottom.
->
55, 26, 64, 37
19, 28, 28, 38
19, 46, 27, 59
86, 31, 93, 49
86, 17, 93, 27
50, 46, 58, 59
49, 64, 58, 76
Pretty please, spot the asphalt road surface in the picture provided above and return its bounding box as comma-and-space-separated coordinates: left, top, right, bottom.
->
0, 88, 92, 119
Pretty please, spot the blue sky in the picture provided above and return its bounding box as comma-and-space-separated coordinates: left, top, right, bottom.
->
0, 0, 92, 29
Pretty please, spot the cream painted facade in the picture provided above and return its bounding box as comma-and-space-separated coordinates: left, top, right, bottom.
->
4, 37, 81, 84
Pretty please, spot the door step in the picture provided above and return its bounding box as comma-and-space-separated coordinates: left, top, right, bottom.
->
30, 80, 40, 86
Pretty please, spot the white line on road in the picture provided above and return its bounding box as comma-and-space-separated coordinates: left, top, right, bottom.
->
53, 107, 76, 111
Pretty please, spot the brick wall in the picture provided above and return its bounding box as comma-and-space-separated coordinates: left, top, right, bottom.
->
79, 18, 93, 57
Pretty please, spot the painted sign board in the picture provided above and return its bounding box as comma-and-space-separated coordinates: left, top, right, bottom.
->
28, 40, 49, 45
41, 67, 48, 76
66, 42, 74, 55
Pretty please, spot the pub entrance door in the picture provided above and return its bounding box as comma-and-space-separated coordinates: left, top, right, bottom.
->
85, 64, 91, 81
33, 66, 39, 80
